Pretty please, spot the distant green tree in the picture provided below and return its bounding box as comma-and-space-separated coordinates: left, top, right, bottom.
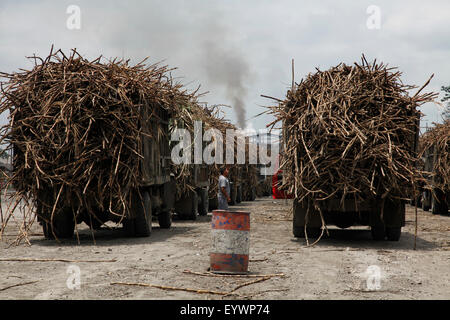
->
442, 85, 450, 120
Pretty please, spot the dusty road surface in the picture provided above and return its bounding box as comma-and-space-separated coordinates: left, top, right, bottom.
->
0, 196, 449, 300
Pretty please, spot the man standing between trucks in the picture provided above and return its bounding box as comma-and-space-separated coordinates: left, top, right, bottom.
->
218, 167, 231, 210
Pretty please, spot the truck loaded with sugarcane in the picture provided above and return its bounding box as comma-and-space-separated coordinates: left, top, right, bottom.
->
170, 103, 213, 220
420, 121, 450, 215
207, 131, 259, 210
0, 49, 204, 239
173, 163, 210, 220
268, 56, 436, 242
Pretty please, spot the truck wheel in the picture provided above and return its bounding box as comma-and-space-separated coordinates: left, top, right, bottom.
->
175, 191, 198, 220
158, 211, 172, 229
229, 184, 237, 205
178, 191, 198, 220
42, 208, 75, 239
42, 221, 54, 239
431, 196, 439, 215
250, 188, 256, 201
198, 188, 209, 216
122, 217, 135, 237
293, 225, 305, 238
421, 191, 431, 211
416, 195, 422, 208
421, 200, 430, 212
208, 197, 218, 211
236, 185, 242, 203
371, 226, 386, 241
134, 190, 152, 237
189, 192, 199, 220
432, 190, 448, 215
386, 227, 401, 241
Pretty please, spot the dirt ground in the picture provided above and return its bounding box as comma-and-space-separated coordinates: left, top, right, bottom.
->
0, 196, 449, 300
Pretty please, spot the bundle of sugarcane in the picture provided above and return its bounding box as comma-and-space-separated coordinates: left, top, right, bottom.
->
0, 48, 196, 238
267, 56, 436, 208
419, 120, 450, 190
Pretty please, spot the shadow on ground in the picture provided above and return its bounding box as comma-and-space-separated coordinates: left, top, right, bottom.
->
29, 216, 212, 248
290, 228, 439, 251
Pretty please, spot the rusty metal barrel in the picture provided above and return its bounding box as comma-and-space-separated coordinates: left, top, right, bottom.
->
210, 210, 250, 274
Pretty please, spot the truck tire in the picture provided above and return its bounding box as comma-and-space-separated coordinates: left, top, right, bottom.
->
249, 188, 256, 201
158, 211, 172, 229
422, 200, 430, 212
42, 208, 75, 239
432, 190, 448, 215
421, 191, 431, 211
293, 225, 305, 238
183, 191, 198, 220
122, 217, 135, 237
134, 190, 152, 237
431, 196, 439, 215
236, 185, 242, 203
175, 191, 198, 220
229, 184, 237, 205
371, 226, 386, 241
189, 192, 199, 220
386, 227, 401, 241
198, 188, 209, 216
209, 197, 218, 211
42, 222, 53, 239
416, 195, 422, 208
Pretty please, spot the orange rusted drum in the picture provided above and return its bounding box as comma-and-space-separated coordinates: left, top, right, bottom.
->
210, 210, 250, 274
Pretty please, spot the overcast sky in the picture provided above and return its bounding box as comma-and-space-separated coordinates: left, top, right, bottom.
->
0, 0, 449, 131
